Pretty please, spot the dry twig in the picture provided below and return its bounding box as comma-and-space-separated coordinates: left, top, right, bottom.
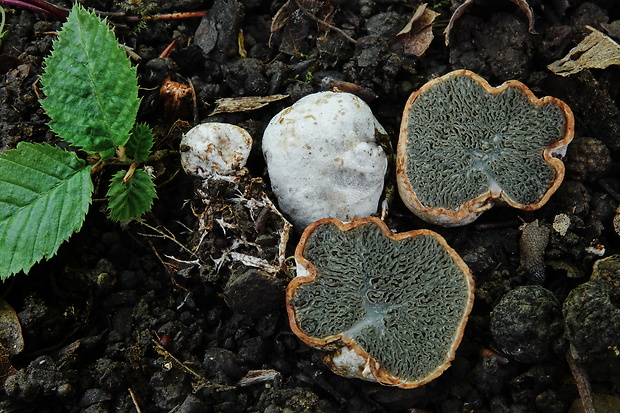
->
566, 346, 595, 413
292, 0, 357, 45
152, 338, 235, 391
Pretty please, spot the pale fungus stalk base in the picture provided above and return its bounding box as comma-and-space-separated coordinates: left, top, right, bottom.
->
195, 177, 292, 276
396, 69, 574, 226
287, 217, 474, 388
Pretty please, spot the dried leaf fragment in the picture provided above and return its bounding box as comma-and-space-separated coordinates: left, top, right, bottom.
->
210, 95, 289, 115
395, 3, 440, 57
444, 0, 535, 46
238, 369, 282, 386
194, 0, 242, 62
602, 21, 620, 40
548, 26, 620, 76
270, 0, 296, 34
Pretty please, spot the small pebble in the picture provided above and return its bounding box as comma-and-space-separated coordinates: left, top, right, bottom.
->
491, 285, 564, 363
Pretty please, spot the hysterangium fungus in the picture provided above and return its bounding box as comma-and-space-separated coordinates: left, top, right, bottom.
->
287, 217, 474, 388
262, 91, 388, 228
397, 69, 574, 226
180, 122, 252, 179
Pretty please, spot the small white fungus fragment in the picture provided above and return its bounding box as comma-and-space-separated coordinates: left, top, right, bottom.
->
262, 91, 388, 228
295, 261, 311, 278
329, 346, 377, 382
552, 213, 571, 236
585, 244, 606, 256
181, 122, 252, 178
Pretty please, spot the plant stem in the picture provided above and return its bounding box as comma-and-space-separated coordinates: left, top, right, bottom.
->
0, 0, 67, 19
124, 10, 207, 22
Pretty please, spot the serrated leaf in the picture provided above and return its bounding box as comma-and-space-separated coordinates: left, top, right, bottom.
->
125, 124, 154, 162
107, 168, 157, 221
99, 146, 117, 161
40, 4, 140, 153
0, 143, 93, 279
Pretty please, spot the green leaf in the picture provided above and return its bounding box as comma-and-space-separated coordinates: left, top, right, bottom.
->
0, 143, 93, 279
40, 4, 140, 153
107, 168, 157, 221
125, 123, 154, 162
99, 146, 117, 161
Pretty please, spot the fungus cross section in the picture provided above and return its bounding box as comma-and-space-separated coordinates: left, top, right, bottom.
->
405, 73, 566, 210
290, 221, 472, 383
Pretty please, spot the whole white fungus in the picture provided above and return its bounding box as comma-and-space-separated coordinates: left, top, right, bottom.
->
262, 91, 388, 228
180, 122, 252, 178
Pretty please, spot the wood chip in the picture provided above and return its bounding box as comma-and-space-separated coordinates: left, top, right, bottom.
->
210, 95, 289, 115
548, 26, 620, 76
238, 369, 281, 386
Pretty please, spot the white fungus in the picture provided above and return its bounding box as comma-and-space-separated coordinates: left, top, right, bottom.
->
262, 91, 388, 228
180, 122, 252, 178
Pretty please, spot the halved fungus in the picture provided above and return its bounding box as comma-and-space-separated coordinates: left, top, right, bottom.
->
397, 69, 574, 226
287, 217, 474, 388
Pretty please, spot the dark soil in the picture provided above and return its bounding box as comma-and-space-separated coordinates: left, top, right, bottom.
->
1, 0, 620, 412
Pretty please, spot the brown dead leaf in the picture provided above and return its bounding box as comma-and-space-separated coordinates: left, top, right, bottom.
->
210, 95, 289, 115
444, 0, 535, 46
395, 3, 440, 57
271, 5, 313, 55
548, 26, 620, 76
